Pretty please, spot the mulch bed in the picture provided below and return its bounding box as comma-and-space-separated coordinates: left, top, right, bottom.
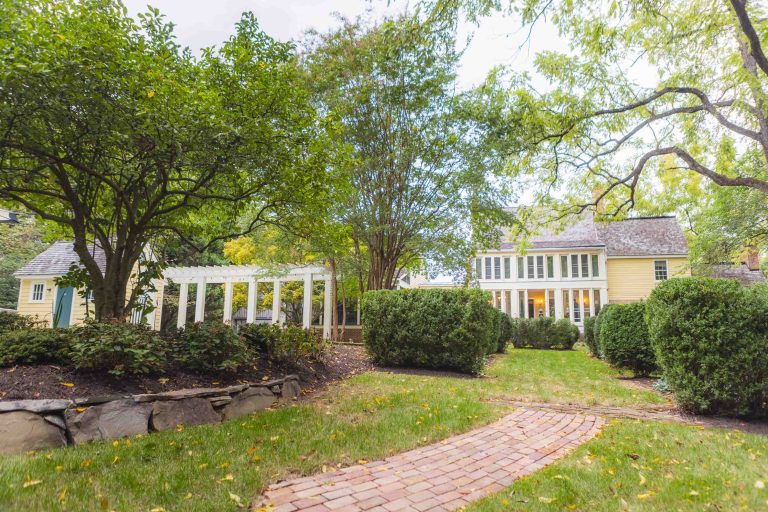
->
0, 344, 374, 401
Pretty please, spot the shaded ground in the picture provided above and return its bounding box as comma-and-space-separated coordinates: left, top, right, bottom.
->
0, 344, 373, 401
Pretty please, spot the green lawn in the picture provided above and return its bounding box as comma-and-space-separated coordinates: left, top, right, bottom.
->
0, 348, 702, 511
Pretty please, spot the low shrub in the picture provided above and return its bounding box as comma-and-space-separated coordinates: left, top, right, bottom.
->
70, 321, 168, 377
0, 328, 72, 366
510, 316, 579, 350
362, 288, 499, 374
583, 316, 598, 356
0, 311, 39, 334
646, 277, 768, 416
240, 323, 324, 364
598, 302, 656, 376
174, 320, 251, 372
497, 311, 513, 353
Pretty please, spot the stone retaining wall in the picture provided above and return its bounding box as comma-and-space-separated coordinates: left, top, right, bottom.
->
0, 375, 301, 455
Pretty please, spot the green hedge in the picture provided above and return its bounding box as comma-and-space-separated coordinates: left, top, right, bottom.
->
497, 311, 513, 353
362, 288, 498, 374
174, 321, 251, 373
510, 316, 579, 350
646, 277, 768, 416
240, 323, 325, 364
0, 311, 39, 335
0, 328, 72, 366
583, 316, 598, 356
598, 302, 656, 376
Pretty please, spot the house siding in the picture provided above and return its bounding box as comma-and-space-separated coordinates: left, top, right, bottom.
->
16, 278, 56, 326
606, 257, 689, 304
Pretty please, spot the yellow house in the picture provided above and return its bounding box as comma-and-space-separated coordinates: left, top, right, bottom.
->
14, 241, 163, 330
472, 215, 690, 328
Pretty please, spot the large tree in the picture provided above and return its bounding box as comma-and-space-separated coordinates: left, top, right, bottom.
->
304, 15, 513, 290
0, 0, 328, 321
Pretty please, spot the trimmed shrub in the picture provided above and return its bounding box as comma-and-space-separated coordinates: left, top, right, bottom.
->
70, 321, 168, 377
174, 321, 251, 372
240, 323, 325, 364
598, 302, 656, 376
0, 328, 72, 366
0, 311, 39, 334
497, 311, 513, 353
583, 315, 598, 356
510, 316, 579, 350
646, 277, 768, 416
362, 288, 499, 374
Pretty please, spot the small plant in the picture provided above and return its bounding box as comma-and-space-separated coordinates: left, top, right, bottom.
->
510, 316, 579, 350
69, 321, 168, 377
174, 321, 251, 372
240, 323, 324, 365
0, 328, 72, 366
598, 302, 657, 377
0, 311, 40, 335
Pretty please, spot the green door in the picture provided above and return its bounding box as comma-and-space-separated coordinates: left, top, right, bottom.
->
54, 286, 74, 328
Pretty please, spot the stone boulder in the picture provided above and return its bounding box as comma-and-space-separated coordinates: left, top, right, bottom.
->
134, 384, 248, 403
281, 379, 301, 400
151, 398, 221, 431
221, 387, 276, 421
0, 399, 73, 414
0, 411, 67, 454
65, 400, 152, 444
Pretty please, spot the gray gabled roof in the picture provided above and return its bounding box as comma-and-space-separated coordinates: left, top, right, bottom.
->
703, 263, 767, 286
14, 241, 106, 278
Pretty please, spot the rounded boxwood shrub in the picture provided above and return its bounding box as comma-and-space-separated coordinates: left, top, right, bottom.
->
646, 277, 768, 416
497, 311, 513, 353
598, 302, 656, 376
583, 315, 598, 356
175, 320, 251, 372
0, 328, 72, 366
70, 321, 168, 377
362, 288, 499, 374
510, 316, 579, 350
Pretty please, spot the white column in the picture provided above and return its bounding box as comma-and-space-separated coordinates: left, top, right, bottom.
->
246, 278, 257, 323
223, 281, 233, 323
568, 288, 575, 323
271, 280, 281, 325
322, 278, 332, 339
177, 282, 189, 329
523, 289, 529, 318
554, 254, 561, 279
588, 288, 595, 317
194, 279, 206, 322
511, 288, 519, 318
555, 288, 563, 319
599, 252, 607, 279
500, 290, 507, 315
600, 288, 609, 309
302, 273, 313, 329
543, 288, 549, 317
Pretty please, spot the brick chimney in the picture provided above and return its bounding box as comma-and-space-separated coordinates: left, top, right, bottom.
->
746, 245, 760, 270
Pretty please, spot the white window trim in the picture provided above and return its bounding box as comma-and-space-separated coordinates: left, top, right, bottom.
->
654, 259, 669, 281
29, 281, 46, 303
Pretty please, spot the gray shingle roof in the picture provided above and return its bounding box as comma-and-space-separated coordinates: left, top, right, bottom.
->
14, 241, 106, 277
703, 263, 767, 286
498, 215, 688, 256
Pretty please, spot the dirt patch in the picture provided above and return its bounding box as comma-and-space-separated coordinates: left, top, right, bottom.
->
0, 344, 373, 401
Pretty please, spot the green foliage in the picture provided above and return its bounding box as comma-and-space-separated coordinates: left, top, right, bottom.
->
69, 322, 168, 377
361, 288, 498, 374
510, 316, 579, 350
240, 323, 325, 365
0, 221, 47, 309
646, 277, 768, 416
497, 311, 513, 353
0, 311, 39, 334
583, 315, 598, 356
175, 321, 251, 373
598, 302, 656, 377
0, 328, 71, 366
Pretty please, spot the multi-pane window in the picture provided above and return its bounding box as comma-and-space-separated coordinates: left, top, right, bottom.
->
503, 257, 511, 279
536, 256, 544, 279
548, 290, 555, 317
547, 256, 554, 278
561, 255, 568, 278
562, 290, 570, 319
654, 260, 668, 281
584, 289, 591, 319
517, 257, 524, 279
518, 290, 525, 318
571, 255, 580, 278
581, 254, 589, 277
591, 254, 600, 278
485, 257, 492, 280
475, 258, 482, 279
494, 257, 501, 280
573, 290, 582, 323
30, 282, 44, 302
527, 256, 535, 279
594, 289, 602, 315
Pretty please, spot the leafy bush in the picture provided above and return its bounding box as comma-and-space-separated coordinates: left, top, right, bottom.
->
240, 323, 325, 364
583, 315, 598, 356
497, 311, 513, 353
0, 311, 39, 334
646, 277, 768, 416
510, 316, 579, 350
69, 321, 168, 377
174, 321, 251, 372
598, 302, 657, 376
0, 328, 72, 366
362, 288, 499, 374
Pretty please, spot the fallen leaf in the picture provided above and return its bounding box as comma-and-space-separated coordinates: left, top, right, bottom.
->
60, 382, 75, 388
23, 479, 42, 488
229, 492, 244, 508
756, 480, 765, 489
157, 378, 169, 385
219, 473, 234, 482
539, 497, 554, 503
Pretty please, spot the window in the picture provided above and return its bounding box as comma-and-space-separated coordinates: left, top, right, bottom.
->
518, 290, 525, 318
591, 254, 600, 278
547, 256, 554, 278
494, 257, 501, 280
571, 255, 580, 278
562, 290, 570, 318
548, 290, 555, 317
654, 260, 668, 281
561, 255, 568, 278
583, 289, 591, 319
594, 289, 602, 315
573, 290, 582, 323
485, 257, 492, 280
29, 282, 45, 303
86, 289, 94, 302
517, 257, 524, 279
527, 256, 535, 279
536, 256, 544, 279
581, 254, 589, 277
475, 258, 482, 279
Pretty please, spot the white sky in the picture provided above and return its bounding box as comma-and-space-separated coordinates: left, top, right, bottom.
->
122, 0, 566, 91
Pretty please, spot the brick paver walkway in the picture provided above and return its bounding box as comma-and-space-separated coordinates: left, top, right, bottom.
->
253, 408, 605, 511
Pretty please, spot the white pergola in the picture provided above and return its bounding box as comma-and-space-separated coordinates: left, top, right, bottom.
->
163, 264, 333, 338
